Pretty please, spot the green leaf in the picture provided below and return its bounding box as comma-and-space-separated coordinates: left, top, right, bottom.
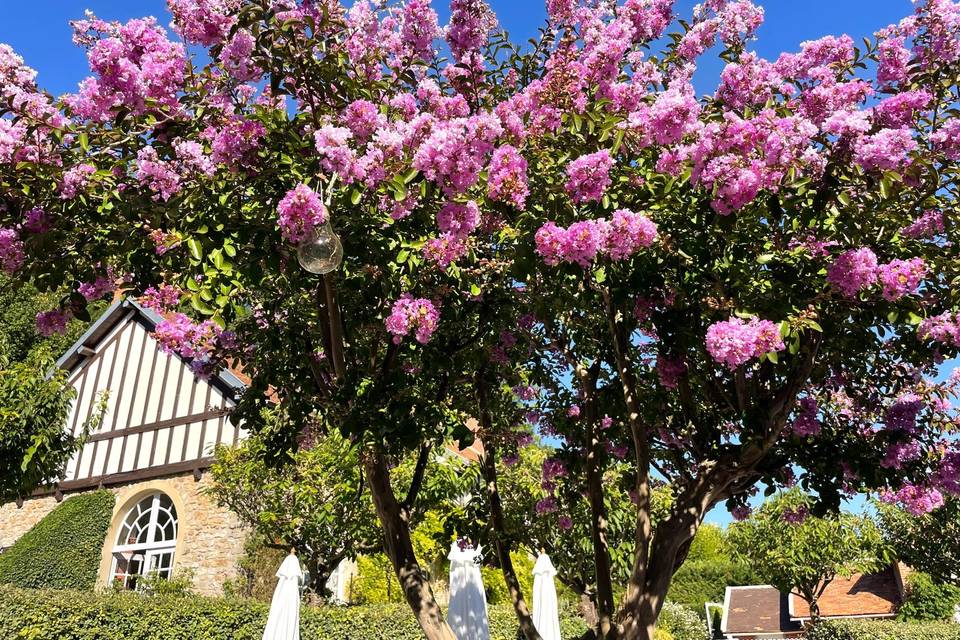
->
757, 253, 775, 265
187, 238, 202, 261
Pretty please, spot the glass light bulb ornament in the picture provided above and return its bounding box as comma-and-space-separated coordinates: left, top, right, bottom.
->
297, 220, 343, 274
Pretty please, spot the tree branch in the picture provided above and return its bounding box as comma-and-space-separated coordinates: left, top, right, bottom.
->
401, 443, 433, 516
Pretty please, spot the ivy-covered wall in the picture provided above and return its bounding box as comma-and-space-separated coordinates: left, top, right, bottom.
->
0, 490, 114, 590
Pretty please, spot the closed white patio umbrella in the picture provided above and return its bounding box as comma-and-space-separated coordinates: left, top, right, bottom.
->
533, 551, 562, 640
263, 549, 303, 640
447, 540, 491, 640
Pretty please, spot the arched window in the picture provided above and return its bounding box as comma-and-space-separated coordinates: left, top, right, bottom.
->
109, 492, 178, 590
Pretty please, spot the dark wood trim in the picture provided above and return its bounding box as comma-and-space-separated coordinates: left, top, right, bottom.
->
35, 457, 216, 496
84, 409, 231, 444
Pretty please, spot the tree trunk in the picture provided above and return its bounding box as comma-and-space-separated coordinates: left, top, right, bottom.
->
364, 451, 456, 640
585, 424, 618, 639
481, 443, 543, 640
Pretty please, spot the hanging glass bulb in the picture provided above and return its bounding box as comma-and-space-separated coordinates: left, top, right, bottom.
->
297, 220, 343, 274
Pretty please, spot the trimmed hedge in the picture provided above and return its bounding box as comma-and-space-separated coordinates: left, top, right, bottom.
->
0, 585, 590, 639
807, 619, 960, 640
658, 601, 709, 640
0, 490, 114, 590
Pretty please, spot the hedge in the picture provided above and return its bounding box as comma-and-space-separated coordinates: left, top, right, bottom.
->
806, 619, 960, 640
0, 585, 590, 639
0, 490, 114, 590
657, 601, 709, 640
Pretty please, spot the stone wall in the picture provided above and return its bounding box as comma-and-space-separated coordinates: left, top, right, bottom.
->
0, 472, 248, 597
0, 495, 61, 550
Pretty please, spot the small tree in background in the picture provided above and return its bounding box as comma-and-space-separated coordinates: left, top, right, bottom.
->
728, 490, 885, 620
878, 498, 960, 588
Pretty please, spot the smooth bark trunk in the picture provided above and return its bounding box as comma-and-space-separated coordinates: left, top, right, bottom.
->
364, 451, 456, 640
585, 423, 618, 639
481, 444, 542, 640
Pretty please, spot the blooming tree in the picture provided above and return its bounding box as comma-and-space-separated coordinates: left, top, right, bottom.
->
4, 0, 960, 638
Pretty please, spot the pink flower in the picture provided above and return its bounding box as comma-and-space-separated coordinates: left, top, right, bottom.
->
0, 228, 24, 274
0, 118, 26, 163
277, 184, 327, 244
884, 393, 924, 432
730, 505, 752, 521
877, 258, 926, 301
557, 515, 573, 530
436, 201, 480, 238
853, 128, 917, 172
781, 505, 809, 524
565, 150, 614, 204
167, 0, 239, 46
931, 118, 960, 161
901, 210, 944, 239
657, 357, 687, 390
791, 397, 821, 437
535, 497, 558, 515
36, 309, 72, 336
881, 440, 922, 469
880, 484, 944, 516
487, 145, 529, 209
445, 0, 498, 62
385, 294, 440, 344
204, 117, 266, 168
136, 147, 181, 201
78, 270, 116, 301
705, 316, 785, 370
60, 164, 96, 200
566, 405, 580, 418
22, 208, 50, 234
219, 28, 259, 81
422, 234, 468, 268
605, 209, 658, 260
342, 99, 385, 143
139, 284, 184, 312
827, 248, 878, 298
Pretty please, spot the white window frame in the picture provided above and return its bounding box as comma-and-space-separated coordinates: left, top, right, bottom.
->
109, 493, 178, 590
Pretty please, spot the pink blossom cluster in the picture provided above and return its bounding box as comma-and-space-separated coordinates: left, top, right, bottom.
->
153, 312, 234, 378
385, 294, 439, 344
60, 164, 96, 200
705, 316, 785, 370
564, 150, 615, 204
148, 229, 183, 256
139, 284, 184, 312
535, 497, 558, 515
276, 183, 328, 244
781, 505, 809, 524
78, 269, 116, 301
919, 312, 960, 347
880, 440, 922, 469
0, 118, 26, 163
486, 145, 528, 209
931, 118, 960, 160
880, 484, 944, 516
827, 249, 926, 300
900, 209, 944, 240
875, 30, 912, 86
136, 147, 181, 202
853, 127, 917, 172
22, 208, 49, 234
826, 248, 878, 298
878, 258, 927, 301
656, 356, 687, 390
535, 209, 657, 267
413, 114, 502, 196
884, 393, 924, 432
204, 117, 266, 168
167, 0, 239, 46
219, 29, 260, 82
36, 309, 72, 337
0, 228, 24, 274
791, 397, 821, 437
677, 0, 764, 60
445, 0, 498, 62
67, 17, 185, 121
423, 200, 480, 268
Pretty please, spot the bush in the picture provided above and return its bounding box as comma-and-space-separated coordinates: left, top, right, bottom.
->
0, 585, 588, 639
898, 573, 960, 622
222, 537, 291, 602
348, 554, 404, 605
657, 601, 709, 640
0, 490, 114, 590
806, 619, 960, 640
667, 559, 758, 617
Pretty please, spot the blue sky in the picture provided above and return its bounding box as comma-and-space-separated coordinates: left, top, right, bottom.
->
2, 1, 917, 98
0, 1, 922, 526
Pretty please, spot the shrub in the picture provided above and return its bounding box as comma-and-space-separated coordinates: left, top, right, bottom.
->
657, 601, 709, 640
0, 585, 589, 639
0, 490, 114, 590
348, 554, 404, 605
806, 619, 960, 640
222, 537, 290, 602
668, 559, 758, 617
898, 572, 960, 622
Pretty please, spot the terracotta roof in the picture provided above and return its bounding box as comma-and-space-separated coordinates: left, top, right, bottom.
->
722, 586, 803, 637
789, 566, 903, 620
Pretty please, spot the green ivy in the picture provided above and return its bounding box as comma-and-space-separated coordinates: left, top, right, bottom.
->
0, 585, 590, 639
0, 490, 114, 590
898, 573, 960, 622
807, 619, 960, 640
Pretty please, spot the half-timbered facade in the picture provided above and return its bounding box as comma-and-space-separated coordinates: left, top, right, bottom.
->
0, 298, 251, 595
